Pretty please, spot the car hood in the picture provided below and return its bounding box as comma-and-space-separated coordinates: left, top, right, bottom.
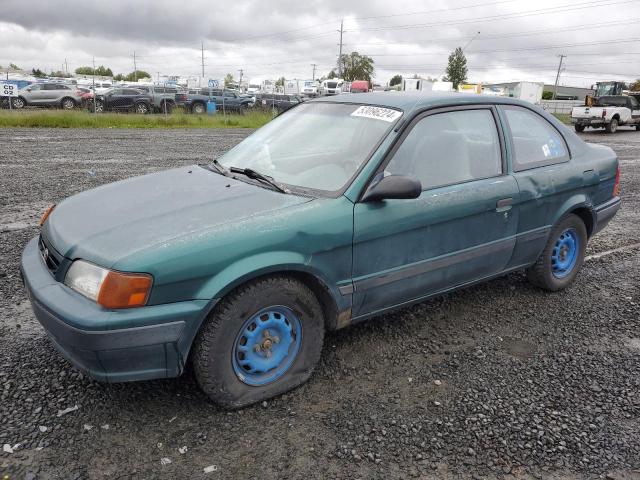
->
43, 165, 311, 267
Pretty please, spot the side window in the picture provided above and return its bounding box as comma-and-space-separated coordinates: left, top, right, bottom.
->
502, 106, 568, 171
43, 84, 59, 90
29, 84, 42, 91
386, 109, 502, 190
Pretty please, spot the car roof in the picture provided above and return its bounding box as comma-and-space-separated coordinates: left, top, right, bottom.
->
310, 91, 538, 114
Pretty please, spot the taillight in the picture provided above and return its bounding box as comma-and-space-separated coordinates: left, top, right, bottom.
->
613, 165, 621, 197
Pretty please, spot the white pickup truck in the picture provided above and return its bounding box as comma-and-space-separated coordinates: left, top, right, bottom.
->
571, 95, 640, 133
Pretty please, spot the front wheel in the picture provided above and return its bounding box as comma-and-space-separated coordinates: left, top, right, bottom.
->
605, 118, 618, 133
92, 100, 104, 113
193, 276, 325, 409
135, 102, 149, 114
12, 97, 25, 109
526, 214, 587, 291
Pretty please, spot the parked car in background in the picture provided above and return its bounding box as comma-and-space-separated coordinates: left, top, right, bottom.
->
12, 83, 84, 109
126, 84, 184, 114
571, 95, 640, 133
22, 93, 620, 409
319, 78, 345, 95
184, 88, 253, 114
90, 88, 153, 114
255, 93, 303, 113
349, 80, 370, 93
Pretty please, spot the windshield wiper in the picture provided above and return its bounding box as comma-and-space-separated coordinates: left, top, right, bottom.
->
229, 166, 289, 194
200, 159, 228, 176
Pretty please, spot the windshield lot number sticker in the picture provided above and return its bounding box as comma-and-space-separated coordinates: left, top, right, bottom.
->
351, 106, 402, 122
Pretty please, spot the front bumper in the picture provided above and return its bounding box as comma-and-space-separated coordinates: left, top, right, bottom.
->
594, 196, 621, 235
21, 237, 212, 383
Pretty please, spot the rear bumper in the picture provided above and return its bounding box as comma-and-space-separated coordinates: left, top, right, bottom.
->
594, 196, 621, 235
21, 236, 213, 383
572, 118, 606, 127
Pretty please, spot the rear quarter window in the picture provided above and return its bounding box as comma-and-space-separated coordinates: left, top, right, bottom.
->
501, 106, 569, 172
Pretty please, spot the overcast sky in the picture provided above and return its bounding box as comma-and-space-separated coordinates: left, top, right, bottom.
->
1, 0, 639, 87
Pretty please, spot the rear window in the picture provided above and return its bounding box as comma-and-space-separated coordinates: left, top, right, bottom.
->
595, 96, 627, 107
502, 106, 568, 171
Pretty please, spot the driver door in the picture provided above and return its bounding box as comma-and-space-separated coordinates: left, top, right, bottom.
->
352, 106, 520, 317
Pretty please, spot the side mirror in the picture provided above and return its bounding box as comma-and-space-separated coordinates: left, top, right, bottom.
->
361, 175, 422, 202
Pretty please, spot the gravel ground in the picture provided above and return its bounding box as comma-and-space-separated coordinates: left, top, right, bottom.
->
0, 127, 638, 480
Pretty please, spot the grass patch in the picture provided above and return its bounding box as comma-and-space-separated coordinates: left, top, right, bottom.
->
552, 113, 572, 124
0, 109, 272, 129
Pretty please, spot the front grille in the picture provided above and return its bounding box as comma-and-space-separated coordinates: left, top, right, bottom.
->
38, 234, 62, 275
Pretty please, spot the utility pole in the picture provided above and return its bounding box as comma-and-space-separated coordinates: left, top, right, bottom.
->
553, 54, 566, 100
238, 68, 244, 87
201, 42, 205, 79
92, 57, 97, 116
157, 72, 160, 82
337, 20, 344, 78
133, 51, 137, 82
311, 63, 317, 80
65, 58, 69, 75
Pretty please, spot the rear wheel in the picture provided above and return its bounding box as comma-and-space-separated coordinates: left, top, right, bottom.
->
160, 101, 173, 114
526, 214, 588, 291
60, 97, 75, 110
192, 102, 205, 114
12, 97, 25, 109
574, 124, 585, 133
605, 118, 618, 133
193, 276, 325, 409
93, 100, 104, 113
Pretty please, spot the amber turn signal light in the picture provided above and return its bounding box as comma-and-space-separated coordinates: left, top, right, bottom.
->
97, 271, 153, 309
39, 204, 56, 226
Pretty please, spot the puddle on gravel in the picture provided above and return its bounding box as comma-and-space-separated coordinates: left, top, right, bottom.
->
502, 337, 537, 358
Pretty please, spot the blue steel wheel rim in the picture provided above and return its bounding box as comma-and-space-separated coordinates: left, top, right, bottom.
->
551, 227, 579, 279
232, 306, 302, 387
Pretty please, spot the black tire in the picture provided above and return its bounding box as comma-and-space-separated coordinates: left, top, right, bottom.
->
92, 100, 104, 113
135, 102, 149, 114
160, 101, 173, 114
635, 124, 640, 131
605, 117, 618, 133
574, 124, 585, 133
12, 97, 25, 109
526, 213, 588, 291
60, 97, 75, 110
193, 276, 325, 409
192, 102, 206, 114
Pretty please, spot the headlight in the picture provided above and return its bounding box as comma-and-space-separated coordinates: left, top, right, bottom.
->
64, 260, 153, 309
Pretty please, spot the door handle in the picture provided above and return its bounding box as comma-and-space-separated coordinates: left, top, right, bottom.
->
496, 197, 513, 212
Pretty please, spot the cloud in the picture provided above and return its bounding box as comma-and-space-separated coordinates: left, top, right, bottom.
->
1, 0, 638, 86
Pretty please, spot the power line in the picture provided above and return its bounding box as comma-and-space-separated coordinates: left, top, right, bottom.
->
349, 17, 640, 48
351, 0, 521, 21
345, 0, 635, 33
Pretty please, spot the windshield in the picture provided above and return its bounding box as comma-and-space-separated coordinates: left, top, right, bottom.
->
217, 102, 402, 192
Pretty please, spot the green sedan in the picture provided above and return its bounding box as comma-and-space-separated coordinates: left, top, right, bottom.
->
21, 93, 621, 408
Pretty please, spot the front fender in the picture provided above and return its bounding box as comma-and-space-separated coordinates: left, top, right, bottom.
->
194, 250, 347, 311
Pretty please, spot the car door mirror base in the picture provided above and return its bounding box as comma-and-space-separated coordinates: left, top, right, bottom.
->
361, 175, 422, 202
